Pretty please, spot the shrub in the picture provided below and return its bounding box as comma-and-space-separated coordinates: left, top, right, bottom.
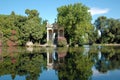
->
11, 30, 16, 35
57, 37, 67, 47
7, 40, 17, 47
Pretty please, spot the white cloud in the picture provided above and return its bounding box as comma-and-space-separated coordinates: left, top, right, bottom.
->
89, 7, 109, 16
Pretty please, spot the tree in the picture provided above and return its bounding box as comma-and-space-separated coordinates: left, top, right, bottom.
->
57, 3, 93, 46
22, 9, 45, 44
0, 9, 47, 46
25, 9, 39, 19
40, 20, 48, 44
94, 16, 120, 43
107, 19, 120, 43
94, 16, 107, 32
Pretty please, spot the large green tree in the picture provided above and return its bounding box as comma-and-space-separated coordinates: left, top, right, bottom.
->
23, 9, 44, 43
57, 3, 93, 46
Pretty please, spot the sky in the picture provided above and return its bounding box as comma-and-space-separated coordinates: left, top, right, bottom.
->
0, 0, 120, 23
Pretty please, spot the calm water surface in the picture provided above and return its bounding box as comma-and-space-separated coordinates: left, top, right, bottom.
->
0, 45, 120, 80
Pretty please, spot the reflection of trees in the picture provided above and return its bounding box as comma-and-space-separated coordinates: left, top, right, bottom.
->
91, 46, 120, 73
0, 49, 46, 80
108, 52, 120, 70
0, 56, 18, 79
0, 46, 120, 79
57, 47, 93, 80
18, 52, 45, 80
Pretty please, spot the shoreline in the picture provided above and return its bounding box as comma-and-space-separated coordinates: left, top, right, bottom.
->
93, 43, 120, 46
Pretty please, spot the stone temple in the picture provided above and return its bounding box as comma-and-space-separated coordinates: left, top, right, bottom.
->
46, 22, 64, 45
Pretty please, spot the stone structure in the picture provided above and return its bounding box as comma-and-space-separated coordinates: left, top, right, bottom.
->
46, 48, 67, 69
46, 22, 64, 45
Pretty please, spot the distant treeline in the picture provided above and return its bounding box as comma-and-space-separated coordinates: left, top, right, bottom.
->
94, 16, 120, 44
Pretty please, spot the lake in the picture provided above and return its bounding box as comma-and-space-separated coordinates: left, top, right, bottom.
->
0, 45, 120, 80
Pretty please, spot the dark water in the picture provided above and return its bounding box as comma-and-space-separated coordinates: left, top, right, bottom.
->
0, 45, 120, 80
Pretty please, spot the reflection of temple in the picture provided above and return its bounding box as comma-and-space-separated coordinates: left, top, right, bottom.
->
46, 22, 64, 45
47, 51, 53, 69
46, 48, 67, 69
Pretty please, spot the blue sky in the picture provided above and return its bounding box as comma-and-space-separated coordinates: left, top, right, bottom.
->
0, 0, 120, 23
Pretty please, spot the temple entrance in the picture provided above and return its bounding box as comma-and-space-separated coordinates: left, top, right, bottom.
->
48, 30, 53, 42
53, 29, 58, 44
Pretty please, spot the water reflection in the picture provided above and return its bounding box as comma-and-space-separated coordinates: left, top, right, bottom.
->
58, 47, 93, 80
91, 46, 120, 80
26, 47, 33, 52
90, 46, 120, 74
0, 47, 45, 80
0, 46, 120, 80
46, 48, 67, 70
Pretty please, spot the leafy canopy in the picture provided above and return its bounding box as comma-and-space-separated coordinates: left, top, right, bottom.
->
57, 3, 93, 46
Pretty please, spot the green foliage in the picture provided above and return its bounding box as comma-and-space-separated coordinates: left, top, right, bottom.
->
88, 29, 99, 44
57, 37, 67, 47
58, 47, 93, 80
89, 46, 120, 73
0, 48, 46, 80
94, 16, 107, 31
57, 3, 93, 46
0, 9, 47, 46
94, 16, 120, 43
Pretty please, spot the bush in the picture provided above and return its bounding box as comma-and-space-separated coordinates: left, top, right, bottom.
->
57, 37, 67, 47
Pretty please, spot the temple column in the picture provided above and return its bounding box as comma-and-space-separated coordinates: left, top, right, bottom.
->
47, 29, 49, 43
